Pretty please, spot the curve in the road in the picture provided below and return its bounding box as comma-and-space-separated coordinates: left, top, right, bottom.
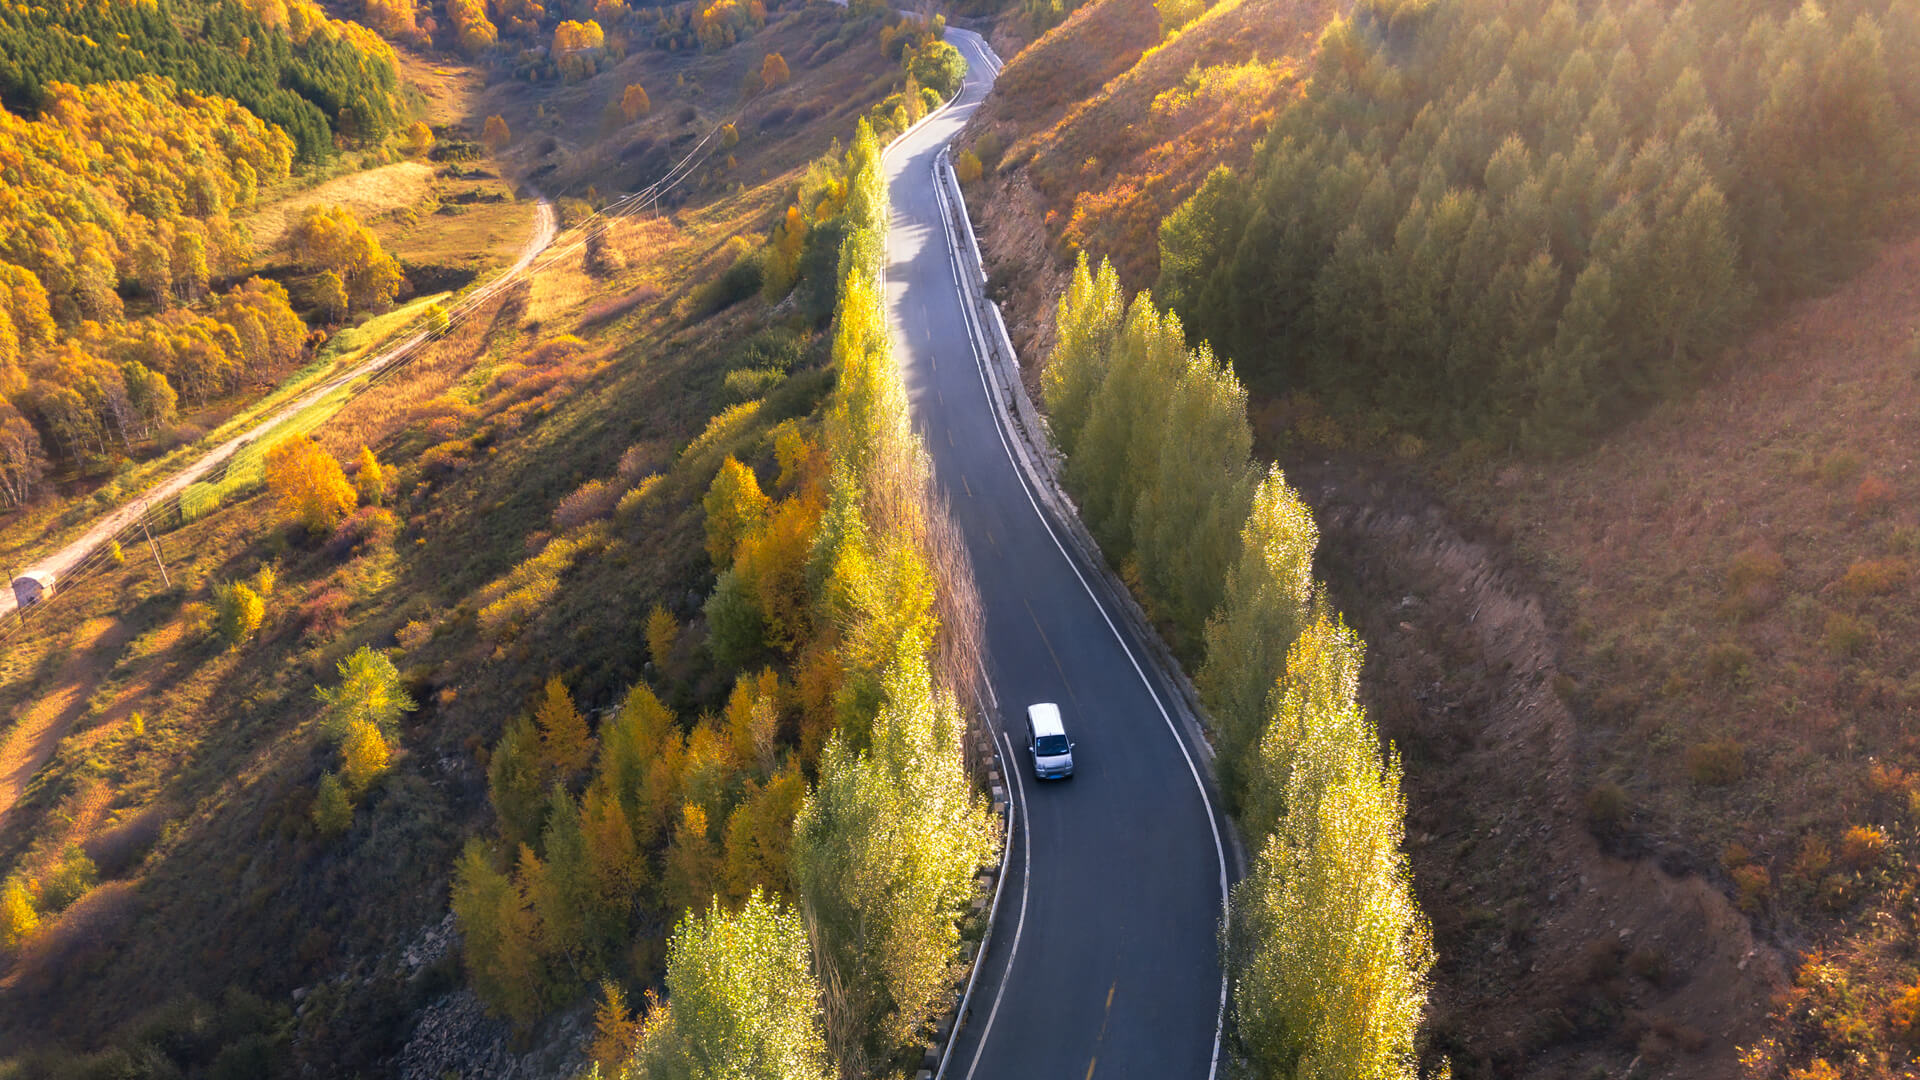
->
884, 28, 1232, 1080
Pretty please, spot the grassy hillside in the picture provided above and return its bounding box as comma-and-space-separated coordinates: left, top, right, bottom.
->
1418, 231, 1920, 1078
0, 6, 959, 1072
479, 3, 900, 204
961, 0, 1333, 358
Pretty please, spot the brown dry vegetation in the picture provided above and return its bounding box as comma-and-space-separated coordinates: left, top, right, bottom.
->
1289, 457, 1786, 1079
965, 0, 1331, 361
0, 11, 908, 1068
480, 3, 897, 204
1408, 231, 1920, 1078
1244, 229, 1920, 1078
968, 0, 1920, 1072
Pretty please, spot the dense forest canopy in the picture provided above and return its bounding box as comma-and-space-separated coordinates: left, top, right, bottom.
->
0, 0, 402, 162
1159, 0, 1920, 451
0, 0, 409, 508
0, 75, 314, 503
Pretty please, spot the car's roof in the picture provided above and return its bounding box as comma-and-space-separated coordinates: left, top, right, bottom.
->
1026, 702, 1065, 735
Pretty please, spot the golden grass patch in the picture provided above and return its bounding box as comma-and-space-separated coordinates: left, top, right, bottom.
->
248, 161, 438, 250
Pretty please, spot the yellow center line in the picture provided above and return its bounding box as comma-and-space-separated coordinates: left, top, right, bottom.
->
963, 475, 972, 498
1085, 1058, 1097, 1080
1095, 979, 1117, 1043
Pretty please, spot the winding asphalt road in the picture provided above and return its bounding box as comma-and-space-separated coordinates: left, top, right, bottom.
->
883, 29, 1232, 1079
0, 199, 558, 622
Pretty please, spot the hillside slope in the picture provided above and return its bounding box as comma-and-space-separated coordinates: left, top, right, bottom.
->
1418, 228, 1920, 1078
962, 0, 1333, 358
963, 0, 1920, 1075
0, 7, 930, 1071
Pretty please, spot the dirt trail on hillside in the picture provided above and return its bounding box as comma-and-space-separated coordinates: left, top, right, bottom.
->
1294, 462, 1785, 1078
0, 617, 134, 824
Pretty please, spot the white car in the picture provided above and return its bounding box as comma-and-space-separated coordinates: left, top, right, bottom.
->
1025, 702, 1075, 780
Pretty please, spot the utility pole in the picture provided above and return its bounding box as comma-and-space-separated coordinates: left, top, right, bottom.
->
142, 519, 170, 587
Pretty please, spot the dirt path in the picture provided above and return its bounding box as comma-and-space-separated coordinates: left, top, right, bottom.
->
0, 618, 136, 824
1292, 461, 1786, 1079
0, 197, 557, 622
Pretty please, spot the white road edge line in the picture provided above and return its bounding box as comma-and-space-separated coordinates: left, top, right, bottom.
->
932, 663, 1013, 1080
873, 49, 1029, 1080
963, 727, 1034, 1080
922, 35, 1231, 1078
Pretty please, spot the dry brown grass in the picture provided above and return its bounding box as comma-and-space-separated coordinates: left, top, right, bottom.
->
1441, 229, 1920, 1075
0, 618, 131, 825
971, 0, 1332, 290
526, 242, 599, 327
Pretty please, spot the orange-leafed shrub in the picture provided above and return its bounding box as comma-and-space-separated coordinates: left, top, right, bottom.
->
1732, 863, 1771, 912
396, 618, 436, 652
1854, 474, 1895, 515
760, 51, 790, 89
1839, 558, 1908, 597
1867, 762, 1910, 799
266, 438, 357, 535
1839, 825, 1888, 869
1789, 833, 1832, 885
1889, 984, 1920, 1044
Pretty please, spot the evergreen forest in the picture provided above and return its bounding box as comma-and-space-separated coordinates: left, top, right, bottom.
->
0, 0, 402, 163
1159, 0, 1920, 449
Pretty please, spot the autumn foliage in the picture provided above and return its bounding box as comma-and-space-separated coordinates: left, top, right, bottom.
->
1045, 250, 1430, 1077
0, 0, 401, 163
620, 83, 652, 123
265, 438, 358, 535
453, 123, 993, 1079
760, 51, 791, 89
289, 205, 406, 316
0, 76, 313, 490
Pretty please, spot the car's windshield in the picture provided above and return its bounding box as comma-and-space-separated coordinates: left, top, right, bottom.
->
1035, 734, 1070, 757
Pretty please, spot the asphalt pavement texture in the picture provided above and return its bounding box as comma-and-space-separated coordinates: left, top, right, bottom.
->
882, 29, 1231, 1080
